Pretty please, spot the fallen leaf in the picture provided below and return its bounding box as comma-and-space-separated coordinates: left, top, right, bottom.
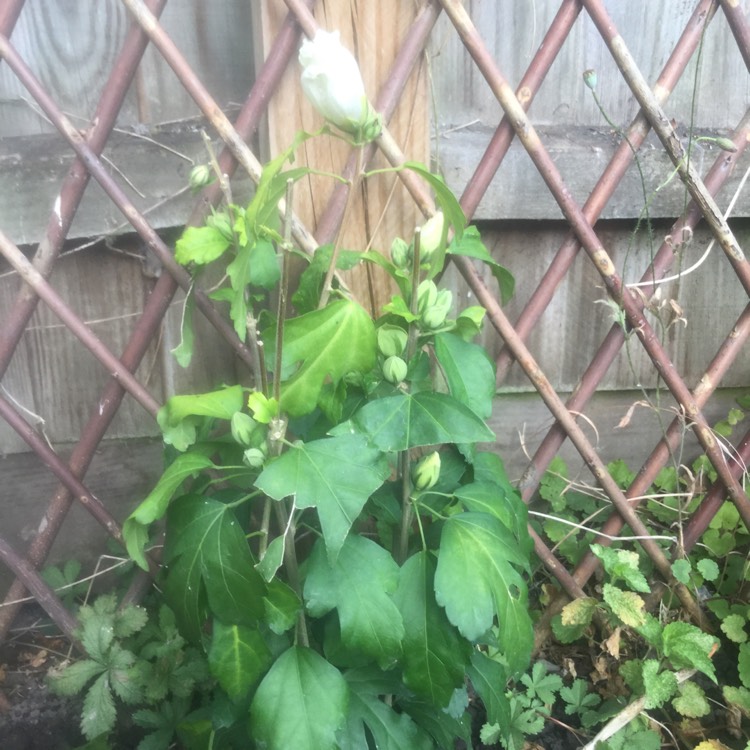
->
604, 627, 621, 659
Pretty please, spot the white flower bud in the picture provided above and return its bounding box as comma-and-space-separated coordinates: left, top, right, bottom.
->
412, 451, 441, 491
378, 325, 408, 358
382, 356, 408, 384
299, 30, 381, 140
416, 211, 445, 264
417, 280, 438, 315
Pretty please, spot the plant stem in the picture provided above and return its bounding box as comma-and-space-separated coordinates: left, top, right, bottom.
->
318, 146, 364, 308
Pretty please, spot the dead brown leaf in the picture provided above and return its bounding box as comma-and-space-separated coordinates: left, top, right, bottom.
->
604, 627, 621, 659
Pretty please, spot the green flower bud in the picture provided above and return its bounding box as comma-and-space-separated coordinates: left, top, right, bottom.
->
243, 448, 266, 468
416, 211, 445, 264
207, 212, 234, 241
421, 288, 453, 330
714, 136, 738, 153
231, 412, 259, 447
378, 325, 408, 358
417, 280, 438, 315
412, 451, 441, 491
189, 164, 212, 190
382, 355, 408, 384
390, 237, 411, 269
582, 69, 597, 90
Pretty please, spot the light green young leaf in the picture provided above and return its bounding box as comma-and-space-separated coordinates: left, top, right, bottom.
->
123, 453, 215, 570
208, 621, 272, 702
81, 672, 117, 740
521, 661, 562, 705
249, 646, 348, 750
434, 333, 496, 419
602, 584, 646, 628
560, 597, 598, 627
159, 385, 245, 426
671, 559, 692, 585
662, 621, 718, 682
721, 613, 748, 644
641, 659, 677, 709
163, 495, 266, 642
350, 391, 495, 453
591, 543, 650, 593
393, 552, 471, 706
304, 536, 404, 669
266, 299, 376, 417
175, 225, 231, 266
434, 512, 532, 674
171, 285, 196, 368
560, 679, 600, 715
696, 558, 720, 581
724, 685, 750, 716
255, 435, 389, 560
672, 681, 710, 718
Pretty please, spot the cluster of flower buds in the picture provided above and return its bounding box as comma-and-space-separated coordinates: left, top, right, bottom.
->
378, 324, 408, 384
412, 451, 441, 491
299, 30, 381, 143
231, 412, 269, 468
389, 211, 446, 271
417, 280, 453, 330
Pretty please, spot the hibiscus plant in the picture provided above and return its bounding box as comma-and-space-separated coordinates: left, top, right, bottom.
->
115, 29, 531, 750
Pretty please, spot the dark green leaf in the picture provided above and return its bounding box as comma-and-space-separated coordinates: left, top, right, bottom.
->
304, 536, 404, 669
81, 673, 116, 740
208, 621, 271, 701
467, 651, 509, 728
163, 495, 266, 642
448, 226, 514, 304
263, 578, 300, 635
351, 391, 494, 452
250, 646, 348, 750
434, 513, 532, 673
48, 659, 105, 696
393, 552, 470, 706
255, 435, 389, 559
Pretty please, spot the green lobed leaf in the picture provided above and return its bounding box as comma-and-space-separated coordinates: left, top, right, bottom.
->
591, 543, 650, 593
454, 481, 532, 559
264, 299, 376, 417
163, 495, 266, 642
671, 558, 692, 585
338, 678, 434, 750
434, 333, 496, 419
208, 621, 272, 702
640, 659, 677, 709
175, 225, 231, 266
48, 659, 105, 697
662, 621, 718, 682
434, 512, 532, 673
81, 672, 117, 740
521, 661, 562, 705
263, 578, 300, 635
672, 681, 710, 718
393, 552, 471, 706
113, 605, 148, 639
293, 244, 364, 315
602, 584, 646, 628
159, 385, 245, 426
722, 613, 748, 644
560, 679, 600, 715
304, 536, 404, 669
249, 646, 348, 750
350, 391, 495, 453
255, 435, 389, 560
696, 557, 720, 581
124, 453, 215, 570
723, 685, 750, 716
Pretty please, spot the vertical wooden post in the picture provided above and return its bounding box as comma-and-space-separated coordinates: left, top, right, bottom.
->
256, 0, 429, 313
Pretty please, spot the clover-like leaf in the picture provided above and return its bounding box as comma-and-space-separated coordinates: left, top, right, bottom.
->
250, 646, 348, 750
255, 435, 389, 560
304, 536, 404, 669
